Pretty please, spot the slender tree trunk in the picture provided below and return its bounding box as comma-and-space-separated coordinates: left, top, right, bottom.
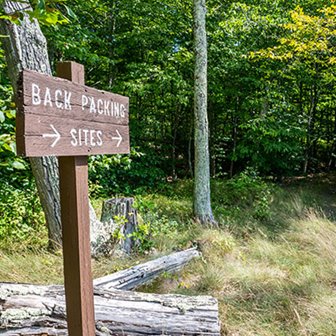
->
303, 83, 318, 174
188, 121, 194, 178
0, 0, 62, 247
193, 0, 215, 225
230, 115, 237, 179
328, 109, 336, 170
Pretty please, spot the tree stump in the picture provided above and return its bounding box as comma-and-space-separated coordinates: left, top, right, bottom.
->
101, 197, 139, 254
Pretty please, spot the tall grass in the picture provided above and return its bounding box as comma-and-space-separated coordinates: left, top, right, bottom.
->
195, 214, 336, 335
1, 174, 335, 335
142, 176, 336, 335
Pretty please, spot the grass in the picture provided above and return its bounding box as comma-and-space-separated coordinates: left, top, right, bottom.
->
148, 212, 336, 335
1, 173, 336, 335
140, 175, 336, 335
0, 249, 63, 284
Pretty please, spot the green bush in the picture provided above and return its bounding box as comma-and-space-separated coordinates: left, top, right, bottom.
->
212, 168, 275, 222
131, 196, 185, 252
0, 178, 47, 249
88, 147, 166, 197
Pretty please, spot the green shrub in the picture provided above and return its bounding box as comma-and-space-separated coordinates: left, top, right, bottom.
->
212, 168, 274, 221
0, 179, 47, 249
131, 195, 193, 252
88, 147, 166, 197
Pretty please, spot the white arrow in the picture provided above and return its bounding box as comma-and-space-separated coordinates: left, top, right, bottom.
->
111, 129, 122, 147
42, 124, 61, 148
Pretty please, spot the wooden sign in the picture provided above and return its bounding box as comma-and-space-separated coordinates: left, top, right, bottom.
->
16, 69, 130, 157
15, 62, 131, 336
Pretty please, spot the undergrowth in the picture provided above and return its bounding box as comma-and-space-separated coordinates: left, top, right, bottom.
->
1, 172, 336, 335
0, 178, 48, 250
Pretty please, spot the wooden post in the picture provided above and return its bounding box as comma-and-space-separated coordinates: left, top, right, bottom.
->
57, 62, 95, 336
16, 60, 129, 334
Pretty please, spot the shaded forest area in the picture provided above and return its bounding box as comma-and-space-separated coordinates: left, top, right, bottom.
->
1, 0, 336, 196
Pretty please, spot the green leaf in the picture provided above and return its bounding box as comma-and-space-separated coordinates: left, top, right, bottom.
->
5, 110, 16, 119
37, 0, 46, 10
12, 161, 26, 170
64, 5, 78, 20
9, 142, 16, 153
0, 111, 5, 123
45, 13, 60, 25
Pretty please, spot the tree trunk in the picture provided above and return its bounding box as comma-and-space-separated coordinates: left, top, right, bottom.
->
303, 68, 319, 175
0, 1, 108, 250
193, 0, 216, 225
0, 0, 62, 247
188, 121, 194, 178
0, 283, 220, 335
94, 247, 201, 290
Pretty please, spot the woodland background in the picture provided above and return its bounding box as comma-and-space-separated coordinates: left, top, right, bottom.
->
1, 2, 336, 334
1, 0, 336, 196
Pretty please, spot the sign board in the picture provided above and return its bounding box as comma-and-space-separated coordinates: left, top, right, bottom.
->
16, 69, 130, 157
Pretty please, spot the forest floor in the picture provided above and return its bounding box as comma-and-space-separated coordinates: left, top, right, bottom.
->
0, 173, 335, 336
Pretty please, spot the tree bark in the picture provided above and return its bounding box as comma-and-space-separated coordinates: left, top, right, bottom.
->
0, 1, 107, 250
193, 0, 216, 225
0, 283, 220, 335
0, 0, 62, 247
94, 247, 201, 291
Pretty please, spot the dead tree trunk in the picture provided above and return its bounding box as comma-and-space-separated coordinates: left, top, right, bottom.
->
94, 247, 201, 290
100, 198, 139, 254
0, 283, 220, 335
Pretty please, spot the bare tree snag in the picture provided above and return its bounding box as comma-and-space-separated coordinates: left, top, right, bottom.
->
0, 283, 220, 335
100, 198, 139, 254
94, 247, 201, 290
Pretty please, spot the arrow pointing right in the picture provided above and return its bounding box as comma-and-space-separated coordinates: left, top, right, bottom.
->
111, 130, 122, 147
42, 124, 61, 148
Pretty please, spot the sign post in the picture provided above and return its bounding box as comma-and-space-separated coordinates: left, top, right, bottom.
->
16, 61, 130, 336
57, 62, 95, 336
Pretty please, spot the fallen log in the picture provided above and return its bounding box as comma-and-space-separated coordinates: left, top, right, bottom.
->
0, 283, 220, 335
94, 247, 201, 290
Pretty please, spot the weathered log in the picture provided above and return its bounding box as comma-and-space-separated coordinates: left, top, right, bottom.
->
100, 197, 139, 254
94, 247, 201, 291
0, 283, 220, 335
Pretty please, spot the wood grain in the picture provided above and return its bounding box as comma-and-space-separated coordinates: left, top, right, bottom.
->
0, 283, 220, 335
16, 68, 130, 157
17, 114, 129, 156
58, 62, 95, 336
94, 247, 201, 290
